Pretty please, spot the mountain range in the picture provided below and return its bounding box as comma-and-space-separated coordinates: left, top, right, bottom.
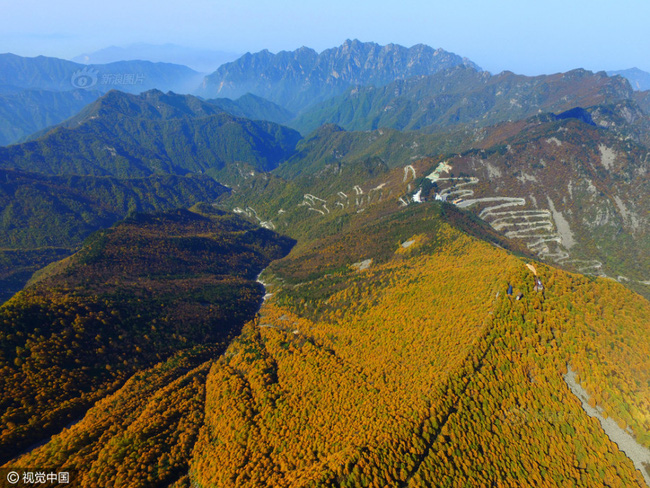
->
0, 53, 204, 146
291, 66, 636, 134
72, 43, 240, 73
0, 89, 301, 178
1, 40, 649, 487
3, 43, 648, 148
200, 39, 481, 112
2, 83, 648, 297
0, 53, 201, 95
0, 89, 301, 304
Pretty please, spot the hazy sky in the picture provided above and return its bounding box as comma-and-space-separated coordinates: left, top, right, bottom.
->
1, 0, 648, 75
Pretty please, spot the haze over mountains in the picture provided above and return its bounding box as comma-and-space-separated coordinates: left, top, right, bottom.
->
0, 52, 203, 146
72, 43, 241, 73
0, 41, 477, 146
1, 39, 649, 293
608, 68, 650, 91
0, 53, 200, 95
1, 39, 650, 487
1, 40, 649, 146
200, 39, 482, 112
0, 88, 100, 146
290, 66, 635, 134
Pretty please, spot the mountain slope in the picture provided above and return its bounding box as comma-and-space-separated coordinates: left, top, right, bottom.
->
0, 89, 101, 146
635, 91, 650, 115
0, 168, 229, 249
200, 40, 480, 112
587, 98, 650, 148
0, 248, 71, 309
608, 68, 650, 91
217, 113, 649, 299
72, 42, 240, 73
274, 123, 477, 180
292, 67, 634, 134
0, 207, 294, 463
9, 196, 650, 487
0, 168, 230, 304
0, 53, 201, 94
207, 93, 295, 124
237, 209, 650, 486
423, 116, 649, 290
0, 90, 302, 178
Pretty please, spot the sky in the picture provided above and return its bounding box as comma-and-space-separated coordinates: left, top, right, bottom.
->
1, 0, 648, 75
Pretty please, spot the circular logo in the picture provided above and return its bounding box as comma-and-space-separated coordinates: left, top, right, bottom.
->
7, 471, 20, 484
71, 67, 99, 89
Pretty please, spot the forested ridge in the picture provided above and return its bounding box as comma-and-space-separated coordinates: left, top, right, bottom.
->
0, 207, 294, 464
0, 88, 302, 306
0, 169, 229, 249
0, 90, 301, 178
6, 200, 649, 487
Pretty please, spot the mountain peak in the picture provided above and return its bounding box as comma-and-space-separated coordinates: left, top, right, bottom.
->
201, 41, 482, 112
607, 67, 650, 91
80, 89, 223, 122
0, 88, 302, 178
314, 123, 346, 137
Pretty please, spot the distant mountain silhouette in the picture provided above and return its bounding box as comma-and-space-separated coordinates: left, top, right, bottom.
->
72, 43, 240, 73
200, 39, 481, 112
608, 67, 650, 91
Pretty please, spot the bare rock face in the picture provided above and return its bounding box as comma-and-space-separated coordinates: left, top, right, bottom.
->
429, 116, 649, 289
